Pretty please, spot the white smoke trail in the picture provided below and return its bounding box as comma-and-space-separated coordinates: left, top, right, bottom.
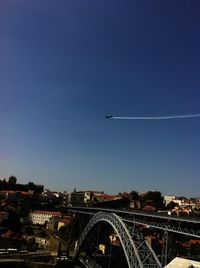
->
110, 114, 200, 120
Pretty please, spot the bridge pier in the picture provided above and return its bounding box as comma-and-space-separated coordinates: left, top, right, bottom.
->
161, 231, 168, 267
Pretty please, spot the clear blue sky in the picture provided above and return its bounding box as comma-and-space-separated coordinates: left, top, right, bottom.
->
1, 0, 200, 196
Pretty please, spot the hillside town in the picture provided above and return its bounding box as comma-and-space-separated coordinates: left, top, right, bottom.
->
0, 176, 200, 267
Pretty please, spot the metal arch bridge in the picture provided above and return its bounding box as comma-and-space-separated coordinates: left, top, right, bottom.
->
68, 206, 200, 268
75, 211, 161, 268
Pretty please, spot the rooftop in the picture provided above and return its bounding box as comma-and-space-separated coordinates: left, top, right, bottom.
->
32, 210, 61, 215
165, 257, 200, 268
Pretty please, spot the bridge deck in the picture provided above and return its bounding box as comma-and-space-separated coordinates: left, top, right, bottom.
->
68, 206, 200, 238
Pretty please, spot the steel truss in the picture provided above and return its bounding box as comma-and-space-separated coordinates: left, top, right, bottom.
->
119, 213, 200, 239
128, 225, 162, 268
161, 231, 168, 267
68, 207, 200, 238
75, 212, 161, 268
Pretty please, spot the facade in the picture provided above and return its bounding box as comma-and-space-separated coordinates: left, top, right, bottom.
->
30, 210, 61, 225
165, 257, 200, 268
130, 200, 141, 209
0, 190, 32, 201
172, 198, 182, 206
96, 193, 119, 202
57, 216, 72, 230
71, 190, 102, 206
164, 195, 176, 206
20, 216, 31, 225
47, 215, 72, 231
47, 216, 60, 231
35, 237, 49, 249
70, 190, 120, 206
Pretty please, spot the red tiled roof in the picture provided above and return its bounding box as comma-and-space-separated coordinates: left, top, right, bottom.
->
0, 211, 9, 215
50, 216, 62, 220
32, 210, 61, 215
101, 194, 117, 199
58, 218, 71, 224
77, 190, 102, 193
0, 190, 31, 195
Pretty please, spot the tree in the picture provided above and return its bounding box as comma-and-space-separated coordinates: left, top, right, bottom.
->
26, 226, 34, 236
143, 191, 164, 210
167, 201, 176, 210
8, 175, 17, 184
28, 182, 36, 191
130, 191, 139, 201
39, 230, 47, 238
2, 178, 7, 185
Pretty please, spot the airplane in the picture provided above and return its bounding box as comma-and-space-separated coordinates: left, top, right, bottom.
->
105, 115, 113, 119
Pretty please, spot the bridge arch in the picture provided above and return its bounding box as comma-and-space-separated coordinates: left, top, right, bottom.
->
75, 212, 161, 268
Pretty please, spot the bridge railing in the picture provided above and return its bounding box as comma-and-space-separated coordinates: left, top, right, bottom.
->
68, 206, 200, 238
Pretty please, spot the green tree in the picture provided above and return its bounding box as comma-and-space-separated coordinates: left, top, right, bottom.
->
167, 201, 176, 210
130, 190, 139, 201
2, 178, 7, 185
8, 175, 17, 184
28, 182, 36, 191
143, 191, 164, 210
26, 226, 34, 236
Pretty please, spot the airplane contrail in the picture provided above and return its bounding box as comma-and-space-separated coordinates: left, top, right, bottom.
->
105, 114, 200, 120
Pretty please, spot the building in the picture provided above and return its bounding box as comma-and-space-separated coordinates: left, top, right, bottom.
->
57, 216, 72, 230
47, 215, 72, 231
164, 195, 176, 206
71, 190, 103, 206
47, 216, 61, 231
96, 193, 119, 202
0, 211, 9, 223
35, 237, 49, 249
20, 216, 31, 225
30, 210, 61, 225
165, 257, 200, 268
0, 190, 32, 201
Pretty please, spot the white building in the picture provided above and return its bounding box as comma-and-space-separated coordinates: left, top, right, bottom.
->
35, 237, 49, 249
165, 257, 200, 268
164, 195, 176, 206
30, 210, 61, 225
